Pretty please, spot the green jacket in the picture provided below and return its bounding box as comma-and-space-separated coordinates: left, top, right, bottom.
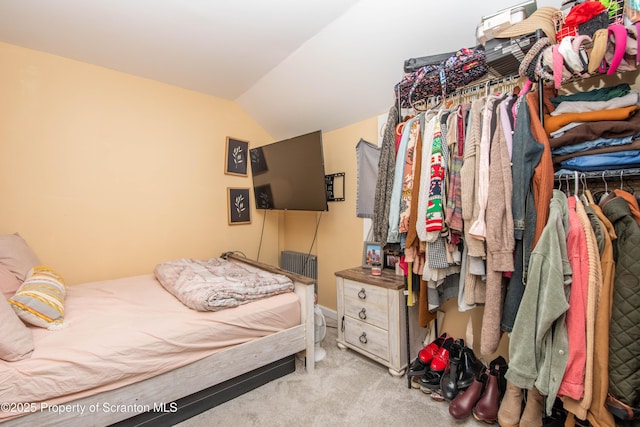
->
602, 196, 640, 410
506, 190, 571, 415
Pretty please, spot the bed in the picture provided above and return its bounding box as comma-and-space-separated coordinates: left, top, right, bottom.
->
0, 253, 315, 427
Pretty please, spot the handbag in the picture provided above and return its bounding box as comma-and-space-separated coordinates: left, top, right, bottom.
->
395, 47, 488, 109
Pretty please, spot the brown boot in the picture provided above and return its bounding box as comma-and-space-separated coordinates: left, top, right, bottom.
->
473, 365, 501, 423
520, 386, 544, 427
498, 380, 523, 427
449, 372, 486, 420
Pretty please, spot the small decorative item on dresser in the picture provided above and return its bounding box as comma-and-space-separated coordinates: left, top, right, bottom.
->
362, 241, 382, 269
371, 262, 382, 276
225, 137, 249, 176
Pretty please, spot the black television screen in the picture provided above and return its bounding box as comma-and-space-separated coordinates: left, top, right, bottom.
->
250, 130, 328, 211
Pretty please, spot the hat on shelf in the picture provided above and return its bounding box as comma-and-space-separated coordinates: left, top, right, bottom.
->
588, 28, 609, 74
495, 6, 563, 44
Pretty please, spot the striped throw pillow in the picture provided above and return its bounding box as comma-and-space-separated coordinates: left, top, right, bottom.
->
9, 265, 66, 330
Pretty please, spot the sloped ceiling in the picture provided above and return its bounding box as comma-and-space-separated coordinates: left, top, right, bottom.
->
0, 0, 556, 140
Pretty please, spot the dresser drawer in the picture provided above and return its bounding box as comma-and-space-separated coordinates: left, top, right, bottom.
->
343, 316, 389, 362
343, 296, 388, 330
343, 279, 387, 307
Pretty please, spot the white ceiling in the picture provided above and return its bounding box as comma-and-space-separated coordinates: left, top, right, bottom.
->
0, 0, 557, 139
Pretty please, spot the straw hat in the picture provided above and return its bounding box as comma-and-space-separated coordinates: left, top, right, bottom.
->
496, 7, 563, 44
588, 28, 608, 74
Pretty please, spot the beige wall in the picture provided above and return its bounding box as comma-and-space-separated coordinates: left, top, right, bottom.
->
1, 41, 510, 358
0, 42, 280, 284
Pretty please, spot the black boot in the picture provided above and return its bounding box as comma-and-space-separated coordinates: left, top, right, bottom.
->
440, 339, 465, 400
457, 345, 484, 390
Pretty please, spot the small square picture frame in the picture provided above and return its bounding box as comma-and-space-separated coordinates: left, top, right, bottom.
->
362, 241, 382, 269
384, 253, 399, 270
225, 137, 249, 176
227, 187, 251, 225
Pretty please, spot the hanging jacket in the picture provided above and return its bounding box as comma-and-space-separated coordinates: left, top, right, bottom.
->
505, 190, 571, 416
582, 203, 616, 427
602, 195, 640, 411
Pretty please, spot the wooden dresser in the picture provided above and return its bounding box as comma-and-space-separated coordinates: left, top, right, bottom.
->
335, 267, 426, 376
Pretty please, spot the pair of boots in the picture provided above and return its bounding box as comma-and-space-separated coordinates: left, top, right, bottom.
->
497, 381, 545, 427
449, 356, 508, 423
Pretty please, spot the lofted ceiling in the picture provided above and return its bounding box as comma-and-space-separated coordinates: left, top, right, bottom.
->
0, 0, 556, 140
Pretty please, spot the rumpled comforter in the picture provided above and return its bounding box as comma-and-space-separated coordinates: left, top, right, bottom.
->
154, 258, 294, 311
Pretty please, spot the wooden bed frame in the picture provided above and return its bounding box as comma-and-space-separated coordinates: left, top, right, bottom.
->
2, 254, 315, 427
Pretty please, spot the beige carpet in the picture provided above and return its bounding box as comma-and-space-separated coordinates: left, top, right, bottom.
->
176, 317, 493, 427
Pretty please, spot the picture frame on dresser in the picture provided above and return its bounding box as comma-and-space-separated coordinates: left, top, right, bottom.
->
362, 241, 382, 268
225, 137, 249, 176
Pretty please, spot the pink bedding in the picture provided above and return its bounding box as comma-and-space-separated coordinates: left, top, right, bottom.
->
0, 273, 300, 421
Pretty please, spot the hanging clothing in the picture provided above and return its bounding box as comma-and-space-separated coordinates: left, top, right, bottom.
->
505, 190, 571, 416
601, 195, 640, 411
373, 105, 399, 247
356, 138, 380, 219
416, 114, 437, 243
480, 103, 515, 356
460, 98, 486, 258
445, 104, 467, 235
558, 196, 589, 400
527, 91, 555, 251
583, 203, 617, 427
562, 199, 604, 424
398, 119, 421, 233
387, 115, 419, 243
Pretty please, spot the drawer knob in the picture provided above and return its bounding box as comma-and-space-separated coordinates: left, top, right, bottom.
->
359, 308, 367, 320
358, 288, 367, 300
359, 332, 368, 344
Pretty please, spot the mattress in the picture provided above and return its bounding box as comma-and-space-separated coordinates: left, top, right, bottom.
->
0, 274, 300, 421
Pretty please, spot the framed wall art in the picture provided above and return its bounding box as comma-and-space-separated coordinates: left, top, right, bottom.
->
225, 137, 249, 176
227, 187, 251, 225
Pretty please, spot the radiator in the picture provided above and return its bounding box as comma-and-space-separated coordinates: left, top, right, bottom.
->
280, 250, 318, 281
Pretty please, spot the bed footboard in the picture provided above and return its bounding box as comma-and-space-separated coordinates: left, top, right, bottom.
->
227, 254, 315, 372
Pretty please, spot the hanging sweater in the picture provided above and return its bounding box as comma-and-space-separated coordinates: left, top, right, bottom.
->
445, 104, 467, 234
398, 117, 421, 233
480, 105, 515, 356
387, 115, 418, 243
469, 95, 500, 240
460, 98, 486, 258
373, 105, 399, 247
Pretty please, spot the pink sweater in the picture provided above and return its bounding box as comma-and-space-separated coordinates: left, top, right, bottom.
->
559, 196, 588, 399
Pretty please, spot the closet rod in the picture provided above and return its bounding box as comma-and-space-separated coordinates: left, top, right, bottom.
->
554, 168, 640, 181
418, 73, 520, 107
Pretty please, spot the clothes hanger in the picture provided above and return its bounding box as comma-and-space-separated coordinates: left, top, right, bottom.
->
598, 171, 617, 206
580, 173, 593, 206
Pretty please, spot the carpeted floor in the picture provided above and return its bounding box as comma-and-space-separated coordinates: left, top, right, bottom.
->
176, 317, 493, 427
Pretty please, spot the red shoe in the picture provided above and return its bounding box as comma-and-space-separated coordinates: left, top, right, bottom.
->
430, 336, 454, 372
418, 332, 449, 364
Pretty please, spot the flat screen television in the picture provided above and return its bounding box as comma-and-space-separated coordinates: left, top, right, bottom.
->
250, 130, 328, 211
